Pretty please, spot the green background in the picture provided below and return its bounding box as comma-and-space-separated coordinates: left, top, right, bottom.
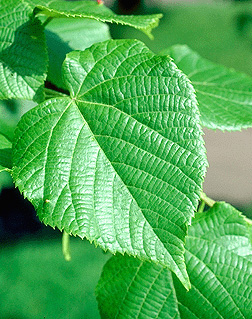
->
0, 234, 110, 319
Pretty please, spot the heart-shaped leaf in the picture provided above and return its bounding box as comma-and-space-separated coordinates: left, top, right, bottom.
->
0, 0, 48, 102
12, 39, 207, 289
96, 202, 252, 318
163, 45, 252, 131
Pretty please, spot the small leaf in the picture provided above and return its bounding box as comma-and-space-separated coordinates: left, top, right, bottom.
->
0, 0, 48, 102
12, 39, 207, 289
45, 18, 111, 88
97, 202, 252, 318
163, 45, 252, 131
29, 0, 162, 39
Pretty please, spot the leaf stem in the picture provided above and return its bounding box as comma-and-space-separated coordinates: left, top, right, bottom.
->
200, 192, 216, 207
197, 200, 205, 213
62, 231, 71, 261
42, 17, 53, 28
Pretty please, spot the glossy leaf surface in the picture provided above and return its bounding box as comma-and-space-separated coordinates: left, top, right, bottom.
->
12, 39, 207, 289
30, 0, 162, 38
97, 202, 252, 318
0, 0, 48, 102
163, 45, 252, 130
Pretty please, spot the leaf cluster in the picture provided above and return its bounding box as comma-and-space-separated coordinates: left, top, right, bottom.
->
0, 1, 252, 318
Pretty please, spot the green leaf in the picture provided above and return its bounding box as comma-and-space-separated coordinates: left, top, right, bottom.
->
46, 17, 111, 52
163, 45, 252, 131
245, 217, 252, 247
0, 0, 48, 102
12, 39, 207, 289
175, 202, 252, 318
97, 202, 252, 318
0, 133, 12, 172
45, 18, 111, 89
0, 100, 36, 141
96, 255, 180, 319
29, 0, 162, 39
0, 99, 35, 177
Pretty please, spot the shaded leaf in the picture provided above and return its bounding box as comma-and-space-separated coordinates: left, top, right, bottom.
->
97, 202, 252, 318
163, 45, 252, 130
0, 0, 48, 102
29, 0, 162, 39
96, 255, 180, 319
12, 39, 207, 289
0, 133, 12, 172
45, 18, 111, 88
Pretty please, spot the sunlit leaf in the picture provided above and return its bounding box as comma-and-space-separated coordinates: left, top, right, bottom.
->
97, 202, 252, 318
163, 45, 252, 130
12, 39, 207, 289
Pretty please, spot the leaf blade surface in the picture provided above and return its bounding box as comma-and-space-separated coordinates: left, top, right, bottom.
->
45, 17, 111, 88
0, 133, 12, 173
0, 0, 48, 102
96, 202, 252, 318
163, 45, 252, 130
12, 39, 207, 289
29, 0, 162, 38
96, 255, 180, 319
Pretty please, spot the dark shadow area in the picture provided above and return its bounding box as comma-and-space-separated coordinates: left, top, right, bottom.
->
45, 29, 73, 90
117, 0, 141, 13
0, 187, 60, 242
1, 100, 18, 114
0, 187, 41, 240
236, 12, 252, 48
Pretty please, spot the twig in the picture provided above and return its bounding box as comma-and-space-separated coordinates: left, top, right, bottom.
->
62, 231, 71, 261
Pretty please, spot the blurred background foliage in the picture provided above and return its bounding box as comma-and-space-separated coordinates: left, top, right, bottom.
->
110, 0, 252, 76
0, 233, 109, 319
1, 0, 252, 318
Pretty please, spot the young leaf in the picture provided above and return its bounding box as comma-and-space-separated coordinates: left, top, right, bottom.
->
96, 202, 252, 319
163, 45, 252, 131
12, 39, 207, 289
45, 18, 111, 89
29, 0, 162, 39
0, 0, 48, 102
